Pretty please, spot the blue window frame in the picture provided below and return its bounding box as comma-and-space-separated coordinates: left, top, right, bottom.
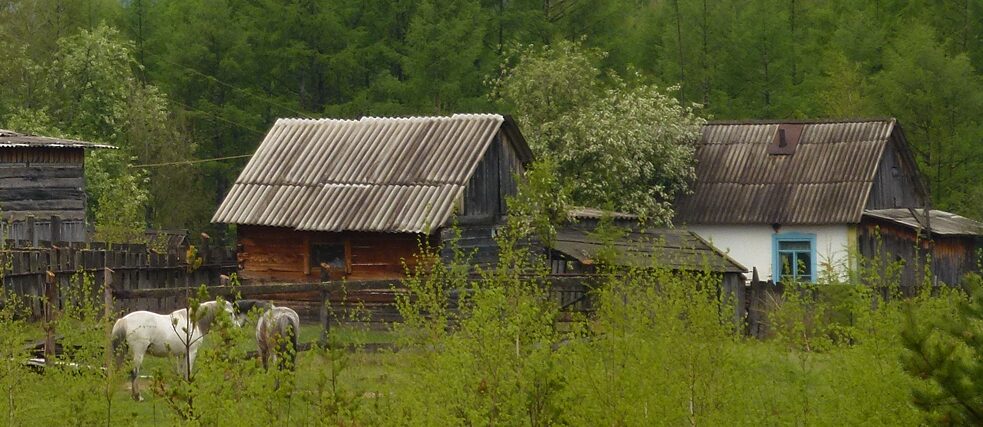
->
772, 232, 817, 282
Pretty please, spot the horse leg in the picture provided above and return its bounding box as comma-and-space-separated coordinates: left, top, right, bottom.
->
131, 350, 145, 402
187, 348, 197, 379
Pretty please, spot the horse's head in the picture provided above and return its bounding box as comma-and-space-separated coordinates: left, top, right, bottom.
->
197, 300, 240, 331
233, 299, 273, 325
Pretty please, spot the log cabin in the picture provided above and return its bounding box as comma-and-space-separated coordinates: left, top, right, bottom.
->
212, 114, 533, 282
0, 129, 115, 242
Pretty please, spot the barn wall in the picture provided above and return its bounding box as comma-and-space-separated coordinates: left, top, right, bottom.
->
498, 131, 524, 214
460, 131, 526, 223
237, 225, 428, 282
687, 224, 851, 282
462, 135, 501, 218
866, 131, 925, 210
859, 218, 979, 287
0, 147, 86, 220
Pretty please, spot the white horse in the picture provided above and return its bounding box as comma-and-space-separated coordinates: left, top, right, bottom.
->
234, 300, 301, 372
111, 300, 237, 401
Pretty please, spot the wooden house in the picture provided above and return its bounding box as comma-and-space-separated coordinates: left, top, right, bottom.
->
674, 118, 983, 287
0, 129, 115, 242
212, 114, 533, 282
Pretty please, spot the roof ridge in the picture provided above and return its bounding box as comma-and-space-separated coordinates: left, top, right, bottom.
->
706, 117, 896, 125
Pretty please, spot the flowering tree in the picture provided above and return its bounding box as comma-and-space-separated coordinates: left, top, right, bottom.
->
491, 40, 705, 224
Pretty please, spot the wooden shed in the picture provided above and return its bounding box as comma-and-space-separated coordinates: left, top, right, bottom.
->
0, 129, 115, 242
861, 209, 983, 287
212, 114, 533, 282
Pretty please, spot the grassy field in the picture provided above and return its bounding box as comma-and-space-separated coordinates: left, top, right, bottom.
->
59, 323, 402, 425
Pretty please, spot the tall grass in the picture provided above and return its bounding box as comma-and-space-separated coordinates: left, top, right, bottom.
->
0, 228, 971, 425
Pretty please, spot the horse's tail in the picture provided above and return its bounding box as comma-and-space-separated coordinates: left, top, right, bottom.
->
110, 318, 128, 369
274, 312, 299, 370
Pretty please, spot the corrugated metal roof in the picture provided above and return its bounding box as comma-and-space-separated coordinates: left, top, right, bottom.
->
567, 207, 638, 221
675, 119, 898, 225
212, 114, 526, 233
864, 209, 983, 236
0, 129, 117, 149
551, 226, 746, 273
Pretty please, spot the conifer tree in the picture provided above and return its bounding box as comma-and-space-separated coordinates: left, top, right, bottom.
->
902, 274, 983, 425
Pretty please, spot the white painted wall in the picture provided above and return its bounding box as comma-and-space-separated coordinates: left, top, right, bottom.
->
686, 224, 852, 282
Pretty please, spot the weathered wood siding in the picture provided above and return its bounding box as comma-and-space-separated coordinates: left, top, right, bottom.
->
237, 225, 428, 282
866, 133, 925, 210
439, 224, 500, 269
859, 217, 980, 288
2, 241, 236, 319
460, 131, 526, 223
0, 147, 86, 220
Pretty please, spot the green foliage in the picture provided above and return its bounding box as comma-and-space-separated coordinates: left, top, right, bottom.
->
3, 0, 983, 235
902, 274, 983, 425
404, 0, 487, 113
492, 40, 705, 222
507, 159, 571, 249
87, 150, 150, 243
872, 23, 983, 218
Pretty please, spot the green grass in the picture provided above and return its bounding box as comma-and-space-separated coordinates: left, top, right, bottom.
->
97, 322, 401, 424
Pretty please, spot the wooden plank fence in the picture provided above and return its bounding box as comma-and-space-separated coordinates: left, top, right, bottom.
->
1, 241, 236, 319
104, 276, 597, 329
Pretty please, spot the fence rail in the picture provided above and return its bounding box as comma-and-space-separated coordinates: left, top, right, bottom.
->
1, 241, 236, 318
1, 215, 86, 243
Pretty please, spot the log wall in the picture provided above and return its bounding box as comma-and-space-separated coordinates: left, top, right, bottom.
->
237, 225, 432, 282
0, 147, 86, 221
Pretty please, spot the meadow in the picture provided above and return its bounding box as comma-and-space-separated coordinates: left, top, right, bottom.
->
0, 241, 975, 426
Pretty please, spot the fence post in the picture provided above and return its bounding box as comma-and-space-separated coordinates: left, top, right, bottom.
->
26, 215, 36, 247
43, 270, 57, 358
103, 266, 114, 379
319, 268, 330, 346
50, 215, 61, 243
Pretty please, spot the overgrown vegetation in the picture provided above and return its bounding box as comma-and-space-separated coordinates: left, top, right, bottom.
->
0, 173, 978, 425
0, 235, 976, 424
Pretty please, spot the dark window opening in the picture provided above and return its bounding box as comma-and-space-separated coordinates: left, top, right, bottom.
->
311, 243, 346, 272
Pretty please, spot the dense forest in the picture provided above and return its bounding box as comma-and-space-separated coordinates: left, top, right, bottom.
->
1, 0, 981, 239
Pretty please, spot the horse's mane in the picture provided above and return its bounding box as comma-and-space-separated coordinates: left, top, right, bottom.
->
194, 301, 229, 334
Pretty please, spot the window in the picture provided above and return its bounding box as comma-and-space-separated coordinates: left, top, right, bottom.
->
311, 243, 347, 273
773, 232, 816, 282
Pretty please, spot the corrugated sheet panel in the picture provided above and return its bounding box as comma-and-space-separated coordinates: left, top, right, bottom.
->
552, 227, 745, 273
676, 119, 896, 225
864, 209, 983, 236
213, 114, 505, 233
0, 129, 116, 149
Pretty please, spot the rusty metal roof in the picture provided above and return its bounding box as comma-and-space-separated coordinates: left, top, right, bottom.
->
0, 129, 116, 149
864, 209, 983, 236
212, 114, 530, 233
675, 119, 901, 225
551, 226, 746, 274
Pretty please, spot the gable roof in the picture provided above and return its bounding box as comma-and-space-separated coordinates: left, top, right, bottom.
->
212, 114, 531, 233
674, 118, 922, 225
0, 129, 116, 149
551, 226, 746, 274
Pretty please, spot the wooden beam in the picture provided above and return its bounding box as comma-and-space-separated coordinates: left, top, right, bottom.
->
111, 279, 404, 299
